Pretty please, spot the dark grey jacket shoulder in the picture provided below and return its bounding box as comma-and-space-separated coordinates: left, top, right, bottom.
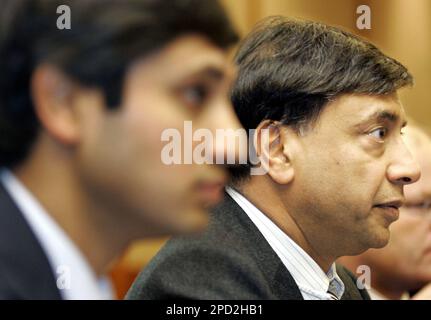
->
127, 193, 370, 300
0, 183, 61, 299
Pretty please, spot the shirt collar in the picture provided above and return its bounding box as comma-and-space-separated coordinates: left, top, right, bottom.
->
226, 186, 345, 300
0, 169, 114, 300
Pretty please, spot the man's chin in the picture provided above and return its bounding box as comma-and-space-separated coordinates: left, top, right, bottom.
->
367, 227, 391, 249
169, 208, 210, 236
133, 208, 209, 238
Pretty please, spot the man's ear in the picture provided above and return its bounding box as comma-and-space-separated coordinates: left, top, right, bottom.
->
31, 64, 80, 145
254, 119, 295, 185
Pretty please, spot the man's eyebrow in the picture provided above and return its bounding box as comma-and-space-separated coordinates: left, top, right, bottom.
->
356, 110, 407, 128
184, 66, 226, 81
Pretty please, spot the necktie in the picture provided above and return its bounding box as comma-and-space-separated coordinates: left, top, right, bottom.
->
327, 280, 340, 300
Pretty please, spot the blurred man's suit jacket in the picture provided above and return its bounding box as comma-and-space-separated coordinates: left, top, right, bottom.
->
127, 192, 370, 300
0, 183, 61, 299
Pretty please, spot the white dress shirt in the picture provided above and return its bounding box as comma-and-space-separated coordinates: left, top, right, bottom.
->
0, 169, 114, 300
226, 186, 345, 300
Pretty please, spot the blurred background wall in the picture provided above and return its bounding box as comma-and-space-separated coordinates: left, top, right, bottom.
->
111, 0, 431, 298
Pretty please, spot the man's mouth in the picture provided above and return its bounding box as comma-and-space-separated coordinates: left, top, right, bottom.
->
373, 199, 404, 222
375, 200, 403, 210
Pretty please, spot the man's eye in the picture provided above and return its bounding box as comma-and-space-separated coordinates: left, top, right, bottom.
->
368, 127, 388, 141
405, 201, 431, 215
414, 201, 431, 210
182, 85, 208, 107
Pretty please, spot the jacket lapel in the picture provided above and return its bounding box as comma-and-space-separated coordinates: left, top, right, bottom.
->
217, 193, 304, 300
0, 183, 62, 299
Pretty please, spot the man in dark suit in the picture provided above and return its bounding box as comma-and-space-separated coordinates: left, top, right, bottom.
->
0, 0, 239, 299
128, 17, 420, 300
0, 183, 61, 299
127, 192, 370, 300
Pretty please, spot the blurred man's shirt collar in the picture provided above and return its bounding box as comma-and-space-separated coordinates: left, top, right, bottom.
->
226, 186, 345, 300
0, 169, 114, 300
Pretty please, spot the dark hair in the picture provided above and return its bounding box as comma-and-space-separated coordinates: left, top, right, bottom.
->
0, 0, 238, 168
229, 16, 413, 183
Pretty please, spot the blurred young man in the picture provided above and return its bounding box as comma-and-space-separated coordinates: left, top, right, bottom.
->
128, 17, 420, 300
339, 125, 431, 300
0, 0, 239, 299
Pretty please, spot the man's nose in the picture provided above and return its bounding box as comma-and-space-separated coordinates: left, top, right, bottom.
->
387, 140, 421, 186
211, 101, 244, 165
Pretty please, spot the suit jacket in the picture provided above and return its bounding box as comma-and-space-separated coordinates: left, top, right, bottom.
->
127, 193, 370, 300
0, 183, 62, 299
